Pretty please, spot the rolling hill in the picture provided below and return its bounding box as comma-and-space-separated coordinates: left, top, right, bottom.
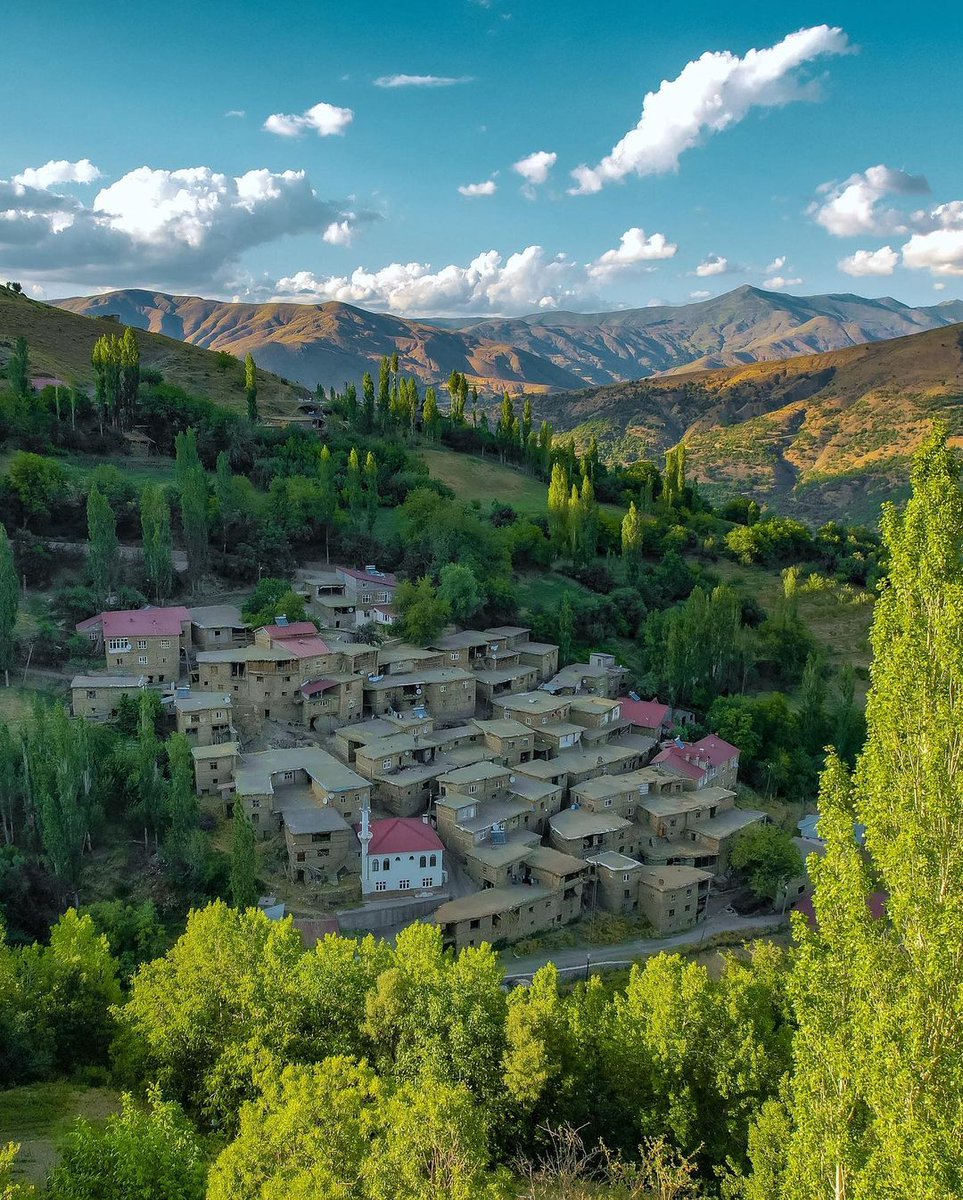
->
0, 287, 305, 417
535, 321, 963, 524
55, 285, 963, 396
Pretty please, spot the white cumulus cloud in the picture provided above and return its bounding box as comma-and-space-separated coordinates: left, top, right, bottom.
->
274, 245, 588, 315
690, 290, 711, 299
14, 159, 101, 189
588, 227, 677, 279
374, 74, 474, 88
0, 163, 369, 292
764, 275, 803, 289
513, 151, 557, 197
900, 203, 963, 276
323, 219, 356, 246
838, 246, 898, 276
458, 179, 497, 197
694, 254, 731, 277
812, 164, 929, 236
570, 25, 851, 194
765, 255, 786, 272
263, 101, 354, 137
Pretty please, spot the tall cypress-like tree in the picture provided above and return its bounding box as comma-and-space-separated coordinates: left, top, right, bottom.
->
345, 448, 363, 528
766, 429, 963, 1200
244, 354, 259, 423
361, 372, 375, 433
0, 523, 18, 682
621, 500, 644, 580
547, 462, 569, 550
422, 387, 438, 441
214, 451, 237, 552
140, 484, 174, 602
86, 484, 120, 605
230, 805, 258, 908
7, 336, 29, 401
119, 325, 140, 426
317, 444, 337, 562
377, 357, 391, 430
181, 466, 210, 579
363, 451, 379, 533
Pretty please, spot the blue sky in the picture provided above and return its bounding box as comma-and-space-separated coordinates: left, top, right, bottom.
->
1, 0, 961, 314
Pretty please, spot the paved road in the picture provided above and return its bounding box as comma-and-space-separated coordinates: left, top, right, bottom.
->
501, 912, 786, 982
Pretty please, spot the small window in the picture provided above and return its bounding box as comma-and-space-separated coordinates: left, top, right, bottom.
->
383, 758, 392, 770
382, 859, 390, 871
375, 880, 387, 892
429, 853, 437, 867
450, 652, 459, 662
469, 919, 481, 930
296, 851, 305, 862
604, 798, 613, 808
668, 908, 675, 917
684, 904, 691, 912
422, 877, 433, 887
439, 685, 447, 693
160, 639, 172, 649
138, 655, 148, 665
371, 859, 379, 873
137, 639, 148, 650
398, 879, 410, 890
622, 872, 630, 882
419, 855, 427, 868
251, 799, 260, 809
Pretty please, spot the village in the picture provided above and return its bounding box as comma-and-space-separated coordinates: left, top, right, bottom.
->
70, 562, 781, 952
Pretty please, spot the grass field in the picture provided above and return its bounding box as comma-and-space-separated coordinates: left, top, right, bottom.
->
0, 1084, 122, 1186
417, 448, 550, 513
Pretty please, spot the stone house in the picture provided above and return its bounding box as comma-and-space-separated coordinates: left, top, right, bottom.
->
493, 691, 573, 728
618, 696, 672, 739
635, 865, 712, 933
284, 806, 359, 885
515, 640, 559, 683
472, 718, 535, 766
173, 690, 234, 747
542, 653, 627, 699
191, 741, 240, 797
77, 605, 190, 685
300, 673, 363, 733
549, 806, 639, 861
70, 674, 146, 721
362, 667, 476, 722
188, 605, 248, 652
652, 734, 741, 791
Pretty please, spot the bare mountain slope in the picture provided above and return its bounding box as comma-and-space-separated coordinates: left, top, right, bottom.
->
56, 285, 963, 395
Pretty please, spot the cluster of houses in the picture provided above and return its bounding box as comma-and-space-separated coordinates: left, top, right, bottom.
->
71, 565, 766, 950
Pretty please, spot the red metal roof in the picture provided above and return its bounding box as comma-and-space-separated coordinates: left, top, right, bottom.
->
340, 566, 398, 586
652, 744, 706, 781
619, 696, 670, 730
690, 734, 740, 767
301, 678, 338, 696
276, 635, 331, 659
261, 620, 317, 639
98, 606, 190, 638
359, 817, 443, 855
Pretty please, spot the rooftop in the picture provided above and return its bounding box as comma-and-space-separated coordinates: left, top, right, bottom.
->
339, 565, 398, 586
618, 696, 671, 729
363, 667, 475, 689
364, 816, 443, 855
463, 831, 541, 868
174, 691, 233, 713
524, 845, 588, 878
686, 808, 766, 839
190, 741, 240, 761
71, 674, 145, 690
430, 630, 492, 650
284, 806, 353, 836
568, 695, 622, 716
690, 734, 740, 766
588, 851, 645, 872
259, 620, 319, 640
439, 761, 511, 786
196, 645, 296, 664
233, 747, 368, 798
473, 718, 534, 740
636, 865, 713, 890
640, 787, 735, 818
496, 691, 571, 716
189, 604, 245, 629
457, 797, 533, 834
550, 807, 632, 839
483, 626, 531, 640
94, 605, 190, 639
436, 883, 554, 924
517, 640, 558, 655
537, 721, 585, 741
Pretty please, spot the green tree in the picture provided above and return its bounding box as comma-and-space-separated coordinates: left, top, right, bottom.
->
377, 356, 391, 430
118, 325, 140, 426
140, 484, 174, 602
8, 452, 68, 527
345, 447, 364, 527
180, 466, 210, 579
317, 444, 338, 562
47, 1089, 206, 1200
242, 578, 308, 629
547, 462, 570, 550
438, 562, 482, 625
422, 386, 439, 441
244, 353, 259, 423
621, 500, 644, 580
6, 336, 29, 402
730, 824, 803, 904
230, 804, 258, 909
0, 525, 18, 680
214, 451, 238, 553
557, 593, 574, 664
85, 484, 120, 605
164, 733, 200, 872
128, 691, 167, 851
770, 428, 963, 1200
0, 1141, 36, 1198
395, 576, 451, 644
361, 371, 376, 432
364, 450, 379, 532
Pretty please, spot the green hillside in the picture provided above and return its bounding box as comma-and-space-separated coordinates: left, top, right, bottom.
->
0, 287, 304, 417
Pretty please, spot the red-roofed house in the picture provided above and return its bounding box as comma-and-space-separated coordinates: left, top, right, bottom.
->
653, 733, 740, 790
619, 696, 671, 738
255, 620, 319, 644
338, 566, 398, 607
77, 606, 190, 684
358, 809, 445, 896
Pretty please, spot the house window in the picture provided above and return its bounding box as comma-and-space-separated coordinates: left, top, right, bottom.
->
107, 638, 130, 653
251, 799, 260, 809
296, 851, 305, 862
450, 652, 459, 662
469, 919, 480, 930
604, 798, 613, 808
439, 685, 447, 693
398, 879, 411, 890
214, 711, 224, 721
623, 872, 630, 882
668, 908, 675, 917
382, 859, 390, 871
383, 758, 392, 770
86, 690, 96, 699
137, 640, 148, 650
422, 877, 433, 887
371, 859, 379, 872
375, 881, 387, 892
429, 853, 437, 867
419, 855, 427, 868
160, 639, 172, 649
684, 904, 691, 912
138, 655, 148, 665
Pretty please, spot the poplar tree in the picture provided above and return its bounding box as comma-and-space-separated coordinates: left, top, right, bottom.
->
422, 387, 438, 441
345, 448, 363, 527
578, 473, 598, 561
244, 354, 259, 423
567, 482, 582, 560
214, 451, 238, 552
317, 444, 337, 562
230, 805, 258, 909
621, 500, 644, 580
86, 484, 120, 605
363, 451, 379, 532
361, 372, 376, 433
174, 428, 200, 494
165, 732, 199, 871
7, 336, 29, 401
119, 325, 140, 425
141, 484, 174, 602
547, 462, 569, 550
768, 429, 963, 1200
181, 467, 210, 578
522, 397, 533, 445
377, 357, 391, 430
663, 443, 687, 508
0, 523, 18, 681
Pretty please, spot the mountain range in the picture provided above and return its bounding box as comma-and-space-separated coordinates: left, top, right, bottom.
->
536, 320, 963, 523
56, 285, 963, 396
